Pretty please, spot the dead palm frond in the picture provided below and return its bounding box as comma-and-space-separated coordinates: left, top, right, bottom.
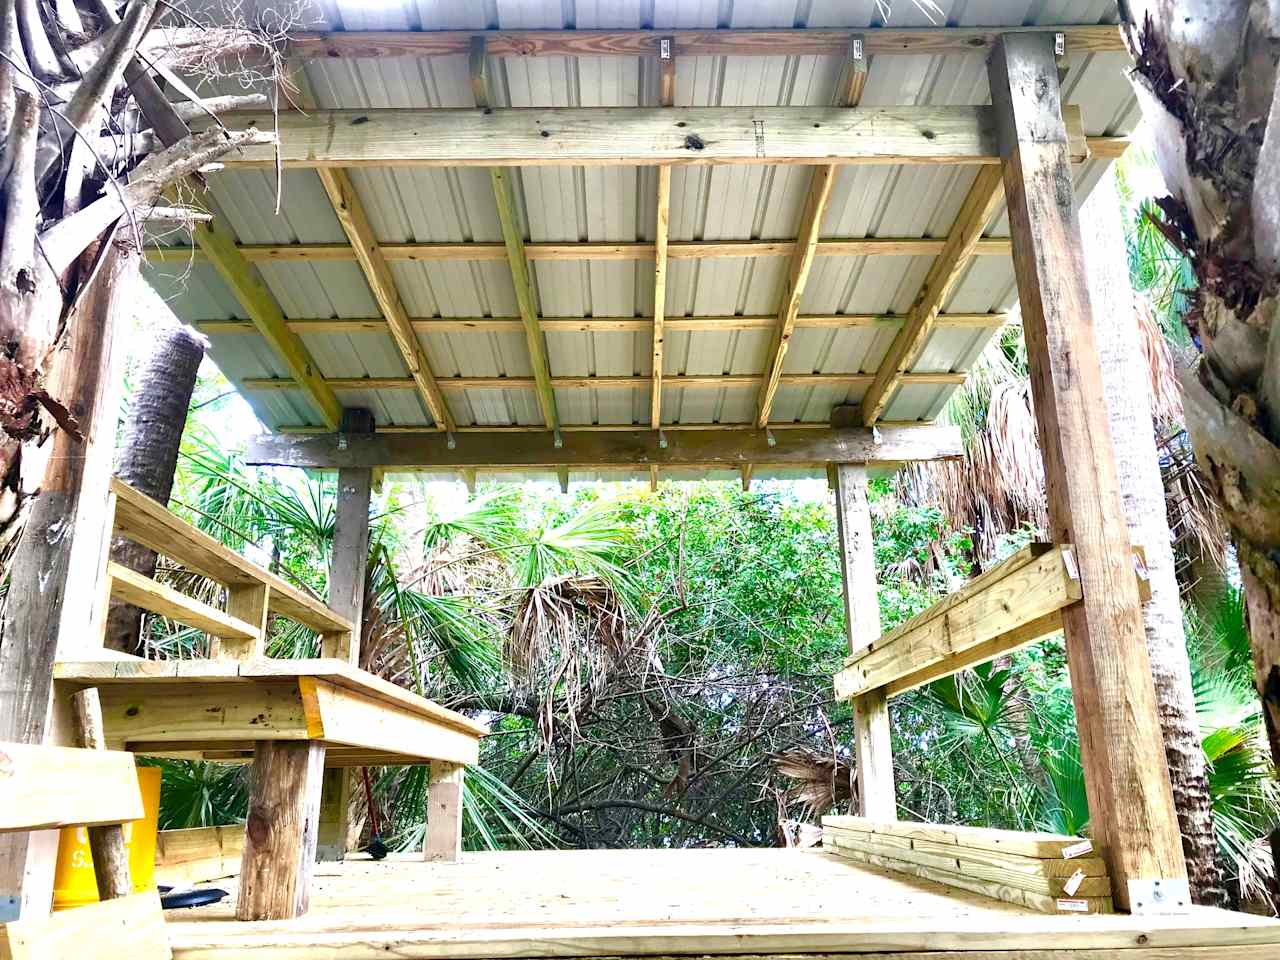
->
508, 574, 636, 747
774, 747, 856, 820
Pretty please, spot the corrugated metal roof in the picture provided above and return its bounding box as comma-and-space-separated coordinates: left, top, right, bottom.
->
144, 0, 1137, 439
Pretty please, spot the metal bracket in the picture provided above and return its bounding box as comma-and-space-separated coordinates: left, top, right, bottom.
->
1054, 32, 1066, 57
659, 37, 672, 60
1127, 878, 1191, 915
553, 428, 564, 450
336, 433, 349, 451
765, 429, 777, 448
657, 430, 669, 450
851, 37, 864, 61
446, 432, 457, 450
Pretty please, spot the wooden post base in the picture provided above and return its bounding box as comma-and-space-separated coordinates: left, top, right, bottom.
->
315, 768, 352, 862
236, 741, 326, 920
423, 761, 464, 863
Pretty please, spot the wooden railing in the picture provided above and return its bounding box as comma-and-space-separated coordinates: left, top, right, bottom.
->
834, 543, 1150, 700
102, 477, 354, 662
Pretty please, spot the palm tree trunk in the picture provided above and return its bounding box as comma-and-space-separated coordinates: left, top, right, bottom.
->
1081, 168, 1226, 906
103, 315, 204, 654
1127, 1, 1280, 903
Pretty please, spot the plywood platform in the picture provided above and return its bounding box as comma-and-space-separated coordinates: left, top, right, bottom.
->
163, 848, 1280, 959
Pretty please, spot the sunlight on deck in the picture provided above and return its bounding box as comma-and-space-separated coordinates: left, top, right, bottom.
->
164, 848, 1280, 958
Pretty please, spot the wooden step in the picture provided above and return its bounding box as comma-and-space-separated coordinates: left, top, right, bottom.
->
108, 563, 260, 640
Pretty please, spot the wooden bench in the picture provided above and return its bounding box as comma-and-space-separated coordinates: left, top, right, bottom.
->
823, 816, 1115, 915
54, 658, 484, 768
833, 543, 1150, 700
57, 478, 488, 921
0, 742, 170, 960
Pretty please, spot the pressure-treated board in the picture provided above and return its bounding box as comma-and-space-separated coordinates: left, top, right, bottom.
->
834, 544, 1151, 699
210, 106, 1090, 168
54, 658, 486, 766
107, 563, 260, 641
0, 891, 170, 960
287, 25, 1127, 59
109, 479, 350, 636
0, 742, 143, 832
155, 825, 245, 885
824, 818, 1112, 914
159, 848, 1280, 959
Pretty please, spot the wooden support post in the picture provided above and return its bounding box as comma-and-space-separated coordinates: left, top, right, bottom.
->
423, 760, 464, 863
219, 583, 268, 661
69, 689, 132, 901
317, 410, 373, 862
833, 464, 895, 819
988, 33, 1187, 912
236, 740, 326, 920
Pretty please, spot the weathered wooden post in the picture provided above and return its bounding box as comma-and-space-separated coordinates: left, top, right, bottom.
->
833, 462, 895, 819
987, 32, 1188, 911
317, 409, 374, 862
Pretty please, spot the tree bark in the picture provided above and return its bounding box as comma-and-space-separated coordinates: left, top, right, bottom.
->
1082, 168, 1226, 906
1127, 2, 1280, 902
103, 314, 204, 654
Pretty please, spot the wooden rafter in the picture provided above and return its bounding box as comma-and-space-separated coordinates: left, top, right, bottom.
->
186, 209, 342, 430
472, 37, 560, 437
242, 372, 967, 393
195, 312, 1006, 336
860, 166, 1007, 425
650, 35, 676, 430
244, 424, 965, 470
208, 105, 1091, 169
287, 25, 1125, 60
757, 35, 866, 429
145, 235, 1019, 264
290, 69, 454, 431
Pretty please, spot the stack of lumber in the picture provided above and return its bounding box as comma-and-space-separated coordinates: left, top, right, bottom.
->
155, 825, 246, 886
823, 816, 1112, 914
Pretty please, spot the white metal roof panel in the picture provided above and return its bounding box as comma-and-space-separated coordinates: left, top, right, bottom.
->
148, 0, 1135, 441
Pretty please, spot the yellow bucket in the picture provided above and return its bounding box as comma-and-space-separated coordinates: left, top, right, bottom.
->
53, 765, 161, 909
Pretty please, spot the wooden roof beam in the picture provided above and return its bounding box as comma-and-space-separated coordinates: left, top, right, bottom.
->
145, 234, 1023, 264
287, 25, 1125, 60
757, 35, 866, 429
194, 312, 1008, 336
208, 105, 1091, 168
241, 372, 968, 393
472, 37, 560, 439
289, 69, 455, 432
245, 424, 965, 470
859, 166, 1007, 425
650, 36, 676, 430
186, 209, 342, 430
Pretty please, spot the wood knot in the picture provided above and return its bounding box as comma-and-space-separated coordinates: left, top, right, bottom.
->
684, 134, 705, 150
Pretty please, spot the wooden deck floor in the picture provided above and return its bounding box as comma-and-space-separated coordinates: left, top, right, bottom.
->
164, 848, 1280, 959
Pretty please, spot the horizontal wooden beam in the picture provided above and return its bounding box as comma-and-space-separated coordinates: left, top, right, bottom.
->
146, 236, 1017, 264
107, 562, 261, 641
210, 106, 1089, 168
0, 742, 144, 832
195, 312, 1006, 336
287, 25, 1124, 60
242, 372, 966, 393
244, 424, 963, 470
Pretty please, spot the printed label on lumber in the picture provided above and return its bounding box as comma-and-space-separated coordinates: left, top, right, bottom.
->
1061, 839, 1093, 859
1056, 897, 1090, 912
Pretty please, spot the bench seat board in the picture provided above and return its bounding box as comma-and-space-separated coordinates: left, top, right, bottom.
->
55, 658, 485, 766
